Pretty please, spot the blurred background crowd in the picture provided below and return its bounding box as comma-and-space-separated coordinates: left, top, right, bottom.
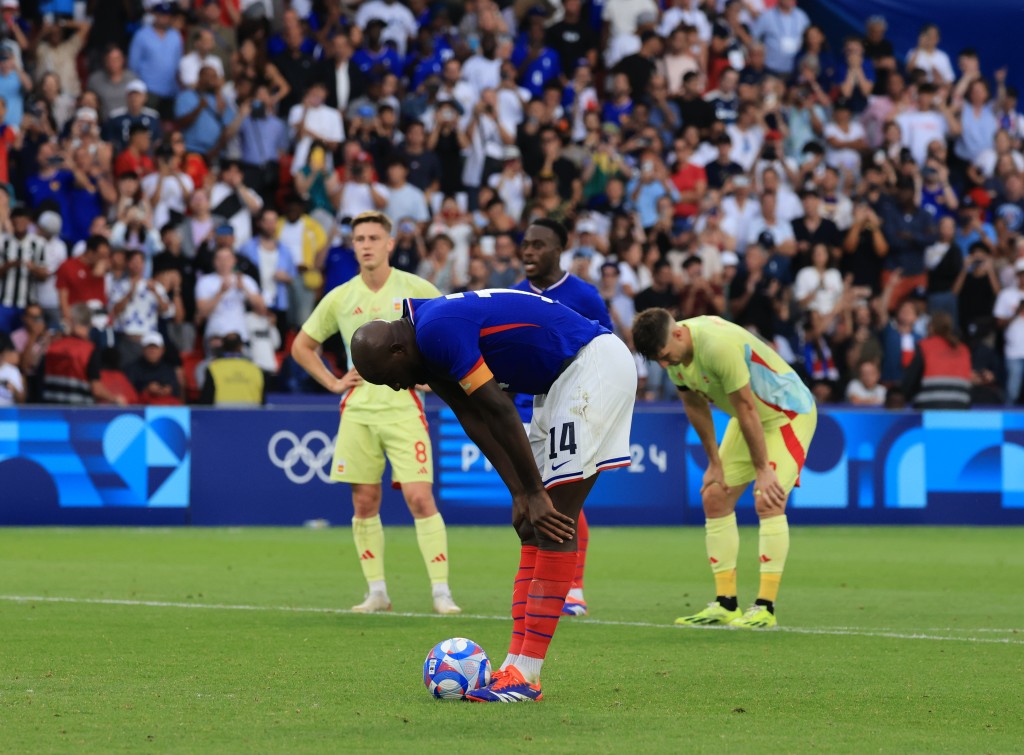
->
0, 0, 1022, 410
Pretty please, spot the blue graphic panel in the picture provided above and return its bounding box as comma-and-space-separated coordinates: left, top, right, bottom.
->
0, 408, 190, 522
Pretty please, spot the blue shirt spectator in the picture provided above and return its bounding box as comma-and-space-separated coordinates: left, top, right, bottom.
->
956, 99, 999, 163
626, 165, 680, 230
0, 54, 27, 129
238, 236, 297, 312
237, 106, 289, 167
753, 0, 810, 76
511, 43, 561, 98
174, 88, 235, 156
322, 242, 359, 294
127, 15, 183, 99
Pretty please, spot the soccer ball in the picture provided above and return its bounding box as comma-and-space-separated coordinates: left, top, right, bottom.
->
423, 637, 492, 699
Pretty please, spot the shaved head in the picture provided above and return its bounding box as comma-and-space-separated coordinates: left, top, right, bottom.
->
351, 319, 423, 391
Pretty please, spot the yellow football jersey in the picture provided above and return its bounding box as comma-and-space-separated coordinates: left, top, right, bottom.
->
302, 269, 441, 424
666, 316, 814, 429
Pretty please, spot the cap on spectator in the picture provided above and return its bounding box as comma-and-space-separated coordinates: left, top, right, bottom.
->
758, 230, 776, 249
834, 98, 853, 112
1014, 258, 1024, 274
960, 194, 977, 209
141, 332, 165, 348
502, 145, 521, 161
1, 0, 19, 10
126, 80, 148, 95
215, 224, 235, 236
721, 251, 740, 267
600, 261, 620, 275
576, 219, 598, 235
75, 107, 99, 122
37, 210, 62, 235
365, 17, 387, 29
712, 23, 731, 39
732, 175, 750, 188
153, 2, 176, 14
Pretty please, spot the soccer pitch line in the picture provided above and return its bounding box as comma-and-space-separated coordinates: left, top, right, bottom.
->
2, 594, 1021, 646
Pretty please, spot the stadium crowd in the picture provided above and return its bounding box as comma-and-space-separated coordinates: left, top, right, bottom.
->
0, 0, 1023, 410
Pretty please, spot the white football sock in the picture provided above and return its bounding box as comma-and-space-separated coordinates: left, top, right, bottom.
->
515, 655, 544, 684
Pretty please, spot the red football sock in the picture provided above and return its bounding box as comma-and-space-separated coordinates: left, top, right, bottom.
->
571, 510, 589, 591
507, 544, 538, 657
520, 550, 577, 661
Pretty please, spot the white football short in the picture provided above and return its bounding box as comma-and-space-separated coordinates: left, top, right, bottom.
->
528, 333, 637, 488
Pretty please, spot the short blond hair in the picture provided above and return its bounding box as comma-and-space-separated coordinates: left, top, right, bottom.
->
352, 210, 393, 234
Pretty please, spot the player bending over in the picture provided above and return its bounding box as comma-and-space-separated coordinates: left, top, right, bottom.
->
632, 310, 817, 629
351, 289, 636, 702
511, 218, 615, 617
291, 211, 460, 615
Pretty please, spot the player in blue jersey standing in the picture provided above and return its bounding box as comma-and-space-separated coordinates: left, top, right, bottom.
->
351, 289, 637, 702
512, 219, 614, 617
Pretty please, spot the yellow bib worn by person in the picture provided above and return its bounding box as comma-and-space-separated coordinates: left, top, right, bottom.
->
633, 311, 818, 630
291, 211, 460, 616
198, 334, 266, 406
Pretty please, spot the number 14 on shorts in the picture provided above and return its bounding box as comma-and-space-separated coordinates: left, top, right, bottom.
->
548, 421, 578, 466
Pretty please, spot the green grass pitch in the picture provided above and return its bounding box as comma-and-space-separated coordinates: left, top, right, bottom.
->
2, 526, 1022, 753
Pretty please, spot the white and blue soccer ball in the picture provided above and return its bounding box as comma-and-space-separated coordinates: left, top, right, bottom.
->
423, 637, 492, 699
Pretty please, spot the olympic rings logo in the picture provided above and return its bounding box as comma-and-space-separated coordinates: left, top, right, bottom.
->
268, 430, 336, 484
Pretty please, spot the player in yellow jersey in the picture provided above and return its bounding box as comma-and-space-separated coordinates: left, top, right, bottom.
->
290, 211, 460, 615
632, 310, 817, 628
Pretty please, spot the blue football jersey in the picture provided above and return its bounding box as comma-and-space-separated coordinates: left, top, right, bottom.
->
511, 273, 613, 421
405, 289, 609, 396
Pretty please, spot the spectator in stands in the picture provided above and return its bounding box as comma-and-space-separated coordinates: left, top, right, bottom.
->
795, 243, 844, 317
127, 3, 182, 119
905, 24, 954, 85
195, 327, 266, 405
125, 331, 181, 405
175, 64, 235, 160
239, 208, 295, 336
753, 0, 810, 77
678, 254, 723, 319
846, 360, 887, 406
103, 80, 160, 152
277, 193, 326, 326
41, 302, 124, 405
0, 330, 23, 404
89, 45, 140, 121
195, 246, 266, 347
0, 205, 43, 332
209, 160, 263, 250
903, 311, 972, 409
96, 347, 139, 406
109, 248, 172, 349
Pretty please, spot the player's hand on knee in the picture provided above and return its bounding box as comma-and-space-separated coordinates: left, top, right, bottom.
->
700, 462, 730, 496
520, 491, 575, 543
753, 467, 786, 511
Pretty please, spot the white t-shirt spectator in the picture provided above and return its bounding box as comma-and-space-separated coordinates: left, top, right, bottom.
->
727, 124, 765, 172
355, 0, 418, 56
973, 149, 1024, 178
993, 286, 1023, 321
178, 53, 224, 89
825, 120, 867, 173
794, 266, 844, 315
746, 216, 795, 252
602, 0, 658, 38
488, 171, 531, 223
896, 110, 948, 165
194, 272, 261, 339
905, 48, 955, 83
1005, 315, 1024, 360
288, 104, 345, 176
0, 362, 24, 406
660, 5, 711, 41
142, 172, 195, 231
209, 182, 262, 250
109, 277, 172, 336
337, 181, 390, 221
32, 236, 68, 310
846, 379, 887, 406
386, 183, 431, 226
461, 55, 502, 97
